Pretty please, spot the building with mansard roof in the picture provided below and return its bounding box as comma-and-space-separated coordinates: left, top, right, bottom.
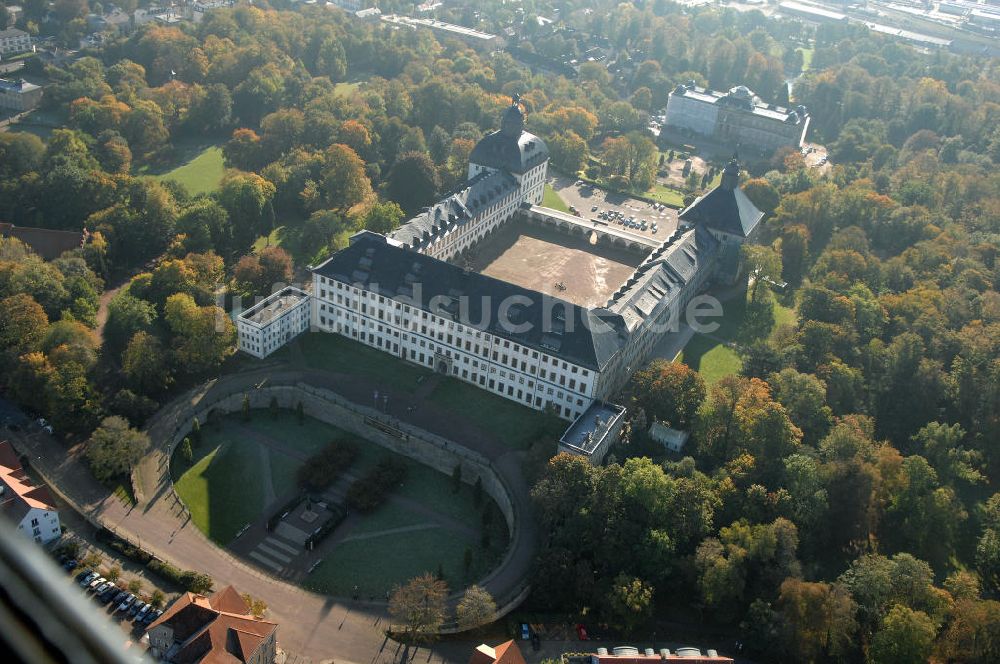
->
237, 97, 762, 463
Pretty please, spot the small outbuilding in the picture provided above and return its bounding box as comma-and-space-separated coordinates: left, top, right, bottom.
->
648, 421, 690, 453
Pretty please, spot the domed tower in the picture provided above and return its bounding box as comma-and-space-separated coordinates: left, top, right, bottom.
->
467, 94, 549, 205
500, 94, 525, 138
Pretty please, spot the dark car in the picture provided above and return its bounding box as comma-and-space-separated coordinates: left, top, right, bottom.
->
62, 559, 78, 571
110, 590, 128, 606
142, 609, 162, 625
128, 601, 146, 618
99, 587, 120, 603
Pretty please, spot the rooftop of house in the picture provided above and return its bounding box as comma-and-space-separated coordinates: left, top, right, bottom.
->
0, 78, 41, 93
559, 401, 626, 454
0, 223, 84, 261
146, 585, 277, 664
312, 231, 629, 371
469, 640, 527, 664
670, 81, 809, 123
568, 645, 734, 663
238, 287, 310, 327
0, 440, 57, 523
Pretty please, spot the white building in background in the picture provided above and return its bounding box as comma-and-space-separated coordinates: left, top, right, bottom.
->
0, 27, 31, 57
0, 441, 61, 545
236, 287, 311, 359
666, 82, 810, 154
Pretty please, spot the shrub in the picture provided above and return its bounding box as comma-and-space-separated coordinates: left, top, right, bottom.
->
297, 440, 358, 491
346, 458, 407, 513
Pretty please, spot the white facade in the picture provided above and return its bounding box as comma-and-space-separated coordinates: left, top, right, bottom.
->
237, 287, 311, 359
312, 272, 596, 421
666, 83, 810, 153
0, 28, 31, 57
15, 505, 61, 544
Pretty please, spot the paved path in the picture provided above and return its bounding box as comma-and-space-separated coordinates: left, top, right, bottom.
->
11, 362, 538, 664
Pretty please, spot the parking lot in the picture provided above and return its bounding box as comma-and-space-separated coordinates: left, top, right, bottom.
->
549, 174, 679, 242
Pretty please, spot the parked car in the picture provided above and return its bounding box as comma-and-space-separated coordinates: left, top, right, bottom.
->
99, 587, 120, 603
134, 604, 152, 622
78, 571, 99, 587
110, 590, 128, 606
116, 594, 136, 613
128, 601, 147, 619
142, 609, 162, 625
88, 576, 107, 590
93, 582, 112, 596
62, 559, 78, 571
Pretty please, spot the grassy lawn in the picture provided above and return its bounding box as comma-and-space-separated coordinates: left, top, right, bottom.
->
678, 290, 797, 385
306, 524, 501, 597
678, 335, 743, 386
333, 81, 361, 97
151, 145, 226, 195
542, 183, 571, 212
643, 183, 687, 207
252, 226, 285, 253
173, 439, 266, 545
278, 332, 432, 393
428, 376, 564, 451
171, 406, 510, 595
799, 47, 814, 72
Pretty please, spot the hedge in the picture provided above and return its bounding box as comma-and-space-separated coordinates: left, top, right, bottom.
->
297, 440, 358, 491
96, 527, 212, 593
346, 458, 407, 513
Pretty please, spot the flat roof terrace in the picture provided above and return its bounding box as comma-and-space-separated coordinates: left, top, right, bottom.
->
239, 287, 310, 327
466, 218, 648, 309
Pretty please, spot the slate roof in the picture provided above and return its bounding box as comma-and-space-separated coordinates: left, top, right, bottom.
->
607, 225, 719, 331
312, 231, 627, 371
469, 129, 549, 175
388, 169, 518, 248
677, 161, 763, 239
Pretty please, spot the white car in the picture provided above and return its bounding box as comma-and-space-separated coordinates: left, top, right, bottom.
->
88, 576, 107, 590
135, 604, 152, 621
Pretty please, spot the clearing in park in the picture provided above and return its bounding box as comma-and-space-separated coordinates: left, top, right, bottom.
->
171, 409, 510, 597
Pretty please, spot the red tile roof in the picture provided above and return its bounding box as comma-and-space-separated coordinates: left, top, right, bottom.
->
0, 440, 57, 522
470, 640, 526, 664
147, 585, 277, 664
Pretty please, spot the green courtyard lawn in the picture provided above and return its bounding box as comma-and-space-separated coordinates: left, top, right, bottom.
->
172, 437, 267, 545
170, 408, 508, 596
542, 183, 571, 212
428, 376, 564, 451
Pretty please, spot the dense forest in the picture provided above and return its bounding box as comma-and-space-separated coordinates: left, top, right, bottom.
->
0, 1, 998, 661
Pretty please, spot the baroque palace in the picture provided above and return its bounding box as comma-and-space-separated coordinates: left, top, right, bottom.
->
237, 97, 763, 462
